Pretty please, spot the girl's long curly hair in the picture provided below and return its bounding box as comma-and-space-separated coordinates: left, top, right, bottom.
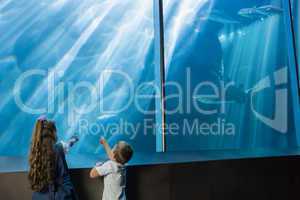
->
28, 119, 57, 192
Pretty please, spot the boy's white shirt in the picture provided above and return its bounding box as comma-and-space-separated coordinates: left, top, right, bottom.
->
95, 160, 126, 200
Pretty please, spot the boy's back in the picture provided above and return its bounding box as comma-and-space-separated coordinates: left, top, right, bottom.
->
90, 139, 133, 200
96, 160, 126, 200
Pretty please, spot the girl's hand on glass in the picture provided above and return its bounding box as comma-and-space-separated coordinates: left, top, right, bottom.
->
69, 135, 79, 146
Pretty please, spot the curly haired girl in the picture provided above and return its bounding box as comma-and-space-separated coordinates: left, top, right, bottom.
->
28, 117, 78, 200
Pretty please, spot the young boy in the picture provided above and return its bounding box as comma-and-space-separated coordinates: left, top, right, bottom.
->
90, 137, 133, 200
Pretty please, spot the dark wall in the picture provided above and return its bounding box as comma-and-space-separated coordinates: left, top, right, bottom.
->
127, 156, 300, 200
1, 156, 300, 200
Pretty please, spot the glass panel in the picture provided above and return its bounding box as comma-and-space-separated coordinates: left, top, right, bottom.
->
164, 0, 298, 152
0, 0, 156, 157
292, 0, 300, 81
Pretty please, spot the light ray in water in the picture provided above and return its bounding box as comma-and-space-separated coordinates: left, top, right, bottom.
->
0, 0, 13, 11
164, 0, 212, 74
0, 0, 156, 154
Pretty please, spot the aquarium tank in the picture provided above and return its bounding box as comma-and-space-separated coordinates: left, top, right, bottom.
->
291, 0, 299, 81
0, 0, 157, 157
0, 0, 299, 171
163, 0, 299, 152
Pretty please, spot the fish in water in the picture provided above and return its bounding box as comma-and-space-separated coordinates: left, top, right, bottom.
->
193, 95, 236, 105
0, 55, 17, 64
97, 114, 117, 121
199, 10, 241, 24
238, 5, 283, 20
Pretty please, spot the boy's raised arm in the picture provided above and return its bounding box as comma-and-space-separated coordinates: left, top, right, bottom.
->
100, 137, 114, 160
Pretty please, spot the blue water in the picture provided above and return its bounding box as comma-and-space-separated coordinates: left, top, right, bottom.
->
0, 0, 156, 156
292, 0, 300, 81
0, 0, 299, 168
163, 0, 299, 151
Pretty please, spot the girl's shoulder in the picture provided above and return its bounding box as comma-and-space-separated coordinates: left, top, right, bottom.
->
53, 143, 65, 156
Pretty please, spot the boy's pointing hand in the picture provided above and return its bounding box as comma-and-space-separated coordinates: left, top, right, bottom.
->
100, 136, 106, 145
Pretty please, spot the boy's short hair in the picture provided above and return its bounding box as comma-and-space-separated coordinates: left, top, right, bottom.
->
114, 141, 133, 165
